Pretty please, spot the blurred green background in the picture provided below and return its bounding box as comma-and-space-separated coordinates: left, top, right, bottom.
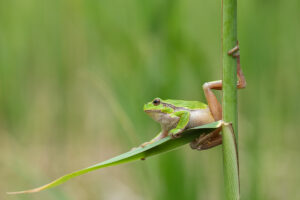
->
1, 0, 299, 199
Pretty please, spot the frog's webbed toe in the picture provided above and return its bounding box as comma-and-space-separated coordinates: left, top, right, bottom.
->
190, 128, 222, 150
170, 129, 184, 139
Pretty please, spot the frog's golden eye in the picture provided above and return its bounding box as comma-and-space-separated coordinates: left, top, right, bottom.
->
153, 98, 160, 106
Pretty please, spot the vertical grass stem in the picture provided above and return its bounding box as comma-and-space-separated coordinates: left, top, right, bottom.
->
222, 0, 240, 199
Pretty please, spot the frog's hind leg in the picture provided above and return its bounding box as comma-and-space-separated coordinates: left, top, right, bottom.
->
190, 128, 222, 150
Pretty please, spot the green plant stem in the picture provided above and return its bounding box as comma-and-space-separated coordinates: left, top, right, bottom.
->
222, 0, 240, 199
222, 0, 237, 132
222, 123, 240, 200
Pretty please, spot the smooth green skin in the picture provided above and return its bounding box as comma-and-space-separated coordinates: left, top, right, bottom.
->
144, 98, 208, 135
143, 98, 208, 112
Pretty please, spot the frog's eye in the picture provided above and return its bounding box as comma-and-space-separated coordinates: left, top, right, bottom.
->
153, 98, 161, 106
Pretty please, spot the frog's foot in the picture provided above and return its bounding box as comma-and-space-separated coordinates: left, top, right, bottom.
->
130, 147, 138, 151
190, 128, 222, 150
227, 43, 240, 58
140, 141, 154, 148
195, 135, 222, 150
170, 129, 184, 139
227, 42, 246, 89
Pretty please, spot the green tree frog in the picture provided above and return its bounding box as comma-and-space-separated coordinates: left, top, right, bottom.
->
142, 45, 246, 150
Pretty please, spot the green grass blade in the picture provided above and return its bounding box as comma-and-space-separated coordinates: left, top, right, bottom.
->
7, 121, 222, 195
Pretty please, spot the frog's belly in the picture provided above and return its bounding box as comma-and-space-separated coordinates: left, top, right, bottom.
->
187, 108, 215, 129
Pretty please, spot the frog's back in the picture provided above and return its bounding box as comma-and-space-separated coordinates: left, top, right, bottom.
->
163, 99, 207, 110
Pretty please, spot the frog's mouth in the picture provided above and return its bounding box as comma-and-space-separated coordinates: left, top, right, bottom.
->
144, 110, 166, 123
144, 109, 162, 113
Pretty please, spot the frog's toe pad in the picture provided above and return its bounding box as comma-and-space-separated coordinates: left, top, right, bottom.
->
140, 141, 152, 147
171, 131, 183, 139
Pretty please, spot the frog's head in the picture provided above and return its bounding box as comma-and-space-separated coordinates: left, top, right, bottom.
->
143, 98, 174, 122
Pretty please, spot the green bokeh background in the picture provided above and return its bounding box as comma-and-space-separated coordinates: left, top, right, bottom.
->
1, 0, 299, 199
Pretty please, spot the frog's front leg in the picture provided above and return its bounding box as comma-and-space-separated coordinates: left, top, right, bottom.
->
169, 111, 190, 138
140, 130, 169, 147
203, 44, 246, 121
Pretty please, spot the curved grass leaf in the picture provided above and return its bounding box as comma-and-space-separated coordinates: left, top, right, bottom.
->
8, 121, 222, 194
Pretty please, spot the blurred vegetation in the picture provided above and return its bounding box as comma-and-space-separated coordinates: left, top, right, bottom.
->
0, 0, 299, 199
